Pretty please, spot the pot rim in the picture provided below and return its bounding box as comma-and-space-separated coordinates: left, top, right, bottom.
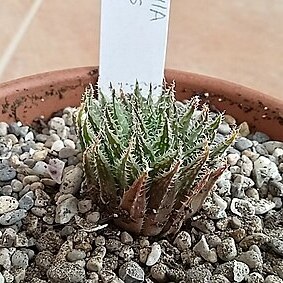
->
0, 66, 282, 140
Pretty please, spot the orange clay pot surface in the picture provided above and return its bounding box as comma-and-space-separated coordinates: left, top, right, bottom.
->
0, 67, 282, 140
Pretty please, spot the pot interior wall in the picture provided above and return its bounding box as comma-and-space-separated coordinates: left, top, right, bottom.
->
0, 67, 282, 140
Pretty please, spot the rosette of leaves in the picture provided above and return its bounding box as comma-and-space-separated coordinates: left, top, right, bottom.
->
76, 83, 237, 236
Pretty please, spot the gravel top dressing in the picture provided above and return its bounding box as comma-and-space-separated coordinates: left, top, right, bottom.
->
0, 107, 283, 283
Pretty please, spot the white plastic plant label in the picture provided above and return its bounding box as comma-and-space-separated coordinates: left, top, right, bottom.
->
98, 0, 171, 98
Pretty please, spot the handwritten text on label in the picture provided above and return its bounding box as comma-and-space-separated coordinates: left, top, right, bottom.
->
129, 0, 168, 21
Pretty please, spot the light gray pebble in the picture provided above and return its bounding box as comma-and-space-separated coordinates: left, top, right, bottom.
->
264, 275, 283, 283
31, 207, 47, 217
242, 149, 260, 161
193, 235, 218, 263
47, 261, 86, 283
187, 265, 212, 283
32, 149, 48, 161
11, 250, 29, 269
0, 122, 8, 136
86, 212, 100, 224
0, 164, 17, 182
44, 134, 60, 148
0, 196, 19, 214
67, 249, 86, 262
0, 273, 4, 283
2, 270, 14, 283
252, 132, 270, 143
51, 140, 64, 152
230, 198, 255, 217
227, 153, 240, 165
240, 155, 253, 176
95, 235, 106, 246
60, 166, 83, 194
59, 147, 77, 159
191, 218, 216, 233
215, 260, 249, 282
55, 194, 78, 224
268, 238, 283, 257
1, 228, 17, 247
263, 141, 283, 154
0, 247, 12, 269
237, 249, 263, 269
106, 239, 122, 252
25, 131, 34, 141
23, 175, 40, 186
6, 134, 18, 144
78, 199, 92, 214
272, 197, 282, 209
0, 209, 27, 226
206, 235, 222, 248
255, 144, 269, 155
146, 243, 162, 266
49, 117, 65, 131
119, 245, 135, 261
47, 158, 65, 184
94, 246, 107, 258
246, 272, 264, 283
15, 232, 29, 247
119, 261, 145, 283
150, 263, 168, 283
34, 189, 50, 207
121, 232, 134, 245
235, 137, 253, 151
273, 148, 283, 161
86, 256, 103, 272
13, 268, 26, 283
100, 270, 116, 283
11, 180, 23, 192
18, 191, 34, 210
218, 123, 231, 135
32, 161, 49, 176
246, 188, 260, 200
252, 199, 275, 214
64, 139, 76, 149
269, 181, 283, 197
217, 237, 237, 261
239, 233, 269, 249
173, 231, 191, 251
1, 185, 13, 196
36, 134, 48, 142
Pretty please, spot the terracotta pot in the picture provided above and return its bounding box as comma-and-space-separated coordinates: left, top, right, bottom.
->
0, 67, 282, 140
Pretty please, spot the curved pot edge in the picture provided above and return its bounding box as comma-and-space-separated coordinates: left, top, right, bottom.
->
0, 66, 282, 140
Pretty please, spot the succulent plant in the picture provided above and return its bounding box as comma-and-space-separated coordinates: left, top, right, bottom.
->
76, 83, 237, 236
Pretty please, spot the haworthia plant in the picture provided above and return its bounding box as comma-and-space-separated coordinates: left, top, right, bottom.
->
76, 83, 237, 236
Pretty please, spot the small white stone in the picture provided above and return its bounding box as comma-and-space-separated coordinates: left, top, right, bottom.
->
49, 117, 65, 131
51, 140, 65, 152
33, 149, 48, 161
55, 194, 78, 224
0, 122, 8, 136
233, 261, 250, 282
253, 156, 281, 187
251, 199, 275, 215
173, 231, 191, 251
0, 196, 19, 214
193, 235, 218, 263
25, 131, 34, 141
146, 242, 162, 266
0, 272, 4, 283
64, 139, 76, 149
227, 153, 240, 166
